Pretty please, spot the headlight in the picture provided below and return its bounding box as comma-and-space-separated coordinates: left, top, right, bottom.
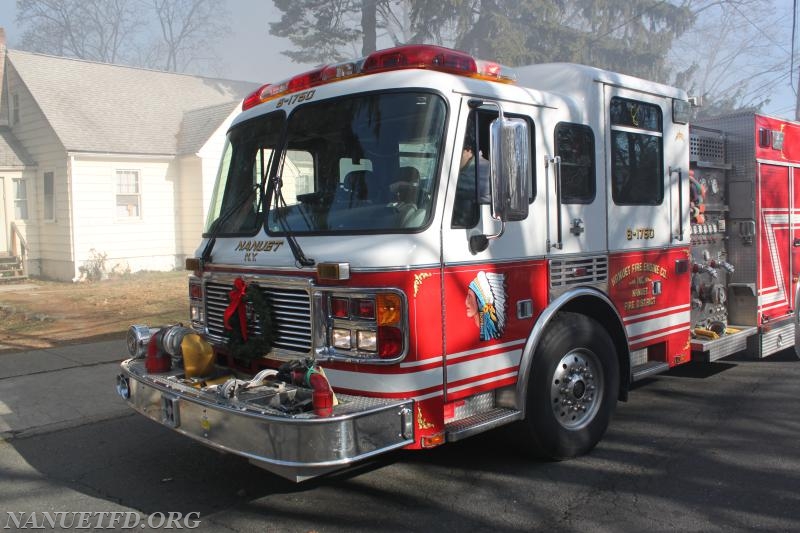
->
322, 289, 407, 363
116, 374, 130, 399
126, 325, 157, 358
357, 330, 377, 352
332, 328, 352, 349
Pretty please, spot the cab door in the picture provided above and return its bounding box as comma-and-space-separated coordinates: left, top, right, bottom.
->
545, 120, 606, 256
440, 97, 547, 403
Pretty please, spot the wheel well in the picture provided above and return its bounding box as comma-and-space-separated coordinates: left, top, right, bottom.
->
561, 296, 630, 401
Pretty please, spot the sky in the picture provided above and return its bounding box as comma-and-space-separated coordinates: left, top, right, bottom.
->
0, 0, 796, 119
212, 1, 317, 83
0, 0, 317, 82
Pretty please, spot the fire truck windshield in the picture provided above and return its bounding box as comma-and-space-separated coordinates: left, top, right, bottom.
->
205, 91, 446, 237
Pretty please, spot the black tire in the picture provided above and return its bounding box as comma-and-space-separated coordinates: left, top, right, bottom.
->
522, 312, 619, 459
794, 305, 800, 359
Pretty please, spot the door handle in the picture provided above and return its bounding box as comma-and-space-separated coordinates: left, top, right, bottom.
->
670, 166, 683, 241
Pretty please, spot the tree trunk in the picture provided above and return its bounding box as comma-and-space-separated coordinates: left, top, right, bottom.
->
796, 62, 800, 121
362, 0, 377, 56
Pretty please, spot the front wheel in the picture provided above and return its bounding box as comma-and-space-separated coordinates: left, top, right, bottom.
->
522, 312, 619, 459
794, 303, 800, 358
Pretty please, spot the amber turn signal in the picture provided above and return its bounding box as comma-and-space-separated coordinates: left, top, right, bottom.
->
377, 293, 402, 326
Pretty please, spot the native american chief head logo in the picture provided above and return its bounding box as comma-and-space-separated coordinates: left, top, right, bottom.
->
465, 271, 506, 341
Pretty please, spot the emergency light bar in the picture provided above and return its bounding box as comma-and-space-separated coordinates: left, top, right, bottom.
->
242, 44, 517, 111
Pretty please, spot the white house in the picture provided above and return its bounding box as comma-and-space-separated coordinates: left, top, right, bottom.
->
0, 29, 257, 281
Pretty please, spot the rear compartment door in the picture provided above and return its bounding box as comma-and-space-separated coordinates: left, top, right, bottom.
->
794, 166, 800, 314
758, 163, 793, 320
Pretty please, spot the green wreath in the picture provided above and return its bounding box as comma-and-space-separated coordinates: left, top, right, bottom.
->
226, 284, 274, 362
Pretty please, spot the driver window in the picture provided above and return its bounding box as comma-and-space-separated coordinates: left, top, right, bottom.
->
452, 111, 490, 228
451, 109, 535, 228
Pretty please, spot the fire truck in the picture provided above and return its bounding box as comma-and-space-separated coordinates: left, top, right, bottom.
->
115, 44, 800, 482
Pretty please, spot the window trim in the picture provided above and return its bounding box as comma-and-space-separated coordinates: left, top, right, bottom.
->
43, 171, 55, 222
11, 93, 20, 125
115, 169, 142, 220
555, 122, 596, 205
12, 177, 29, 220
609, 97, 664, 206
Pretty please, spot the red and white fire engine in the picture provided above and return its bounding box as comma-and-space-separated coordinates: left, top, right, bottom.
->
115, 45, 800, 481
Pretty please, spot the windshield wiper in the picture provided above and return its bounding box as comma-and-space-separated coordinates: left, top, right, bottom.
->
271, 174, 315, 267
202, 144, 274, 264
200, 184, 262, 263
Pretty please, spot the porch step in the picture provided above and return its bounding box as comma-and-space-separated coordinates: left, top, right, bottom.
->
445, 407, 521, 442
0, 255, 26, 282
632, 361, 670, 382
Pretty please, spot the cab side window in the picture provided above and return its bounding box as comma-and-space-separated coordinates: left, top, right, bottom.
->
451, 109, 535, 228
556, 123, 595, 204
610, 97, 663, 205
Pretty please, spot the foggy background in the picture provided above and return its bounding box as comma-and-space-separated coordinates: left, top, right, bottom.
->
0, 0, 796, 119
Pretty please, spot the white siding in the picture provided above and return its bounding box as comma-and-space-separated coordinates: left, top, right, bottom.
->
71, 155, 181, 275
3, 61, 238, 280
176, 108, 236, 257
6, 62, 72, 279
177, 155, 205, 256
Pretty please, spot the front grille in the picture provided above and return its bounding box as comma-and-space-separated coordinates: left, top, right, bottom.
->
205, 281, 312, 354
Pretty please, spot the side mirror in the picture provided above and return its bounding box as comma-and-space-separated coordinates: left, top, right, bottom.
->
490, 116, 530, 222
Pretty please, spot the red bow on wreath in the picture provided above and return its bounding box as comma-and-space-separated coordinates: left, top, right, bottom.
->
224, 278, 249, 341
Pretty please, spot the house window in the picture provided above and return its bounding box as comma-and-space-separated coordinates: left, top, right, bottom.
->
116, 170, 141, 218
43, 172, 55, 220
556, 122, 595, 204
610, 97, 663, 205
12, 93, 20, 125
13, 179, 28, 219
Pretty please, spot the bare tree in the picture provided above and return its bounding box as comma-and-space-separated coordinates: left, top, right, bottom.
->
151, 0, 230, 73
17, 0, 144, 64
669, 0, 794, 116
15, 0, 230, 74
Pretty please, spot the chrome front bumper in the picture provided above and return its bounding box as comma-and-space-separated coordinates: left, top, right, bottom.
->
118, 359, 415, 482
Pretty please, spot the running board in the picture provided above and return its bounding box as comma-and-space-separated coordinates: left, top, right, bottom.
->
445, 407, 521, 442
691, 325, 757, 362
632, 361, 670, 382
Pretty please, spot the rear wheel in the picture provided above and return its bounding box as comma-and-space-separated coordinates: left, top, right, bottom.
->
522, 312, 619, 459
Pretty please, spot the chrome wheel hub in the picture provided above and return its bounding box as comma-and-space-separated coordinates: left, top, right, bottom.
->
550, 349, 603, 430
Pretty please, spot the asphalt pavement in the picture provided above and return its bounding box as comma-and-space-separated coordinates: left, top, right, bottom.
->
0, 341, 799, 532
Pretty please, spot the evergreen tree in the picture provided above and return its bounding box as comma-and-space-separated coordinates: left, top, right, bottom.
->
270, 0, 370, 64
271, 1, 693, 83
